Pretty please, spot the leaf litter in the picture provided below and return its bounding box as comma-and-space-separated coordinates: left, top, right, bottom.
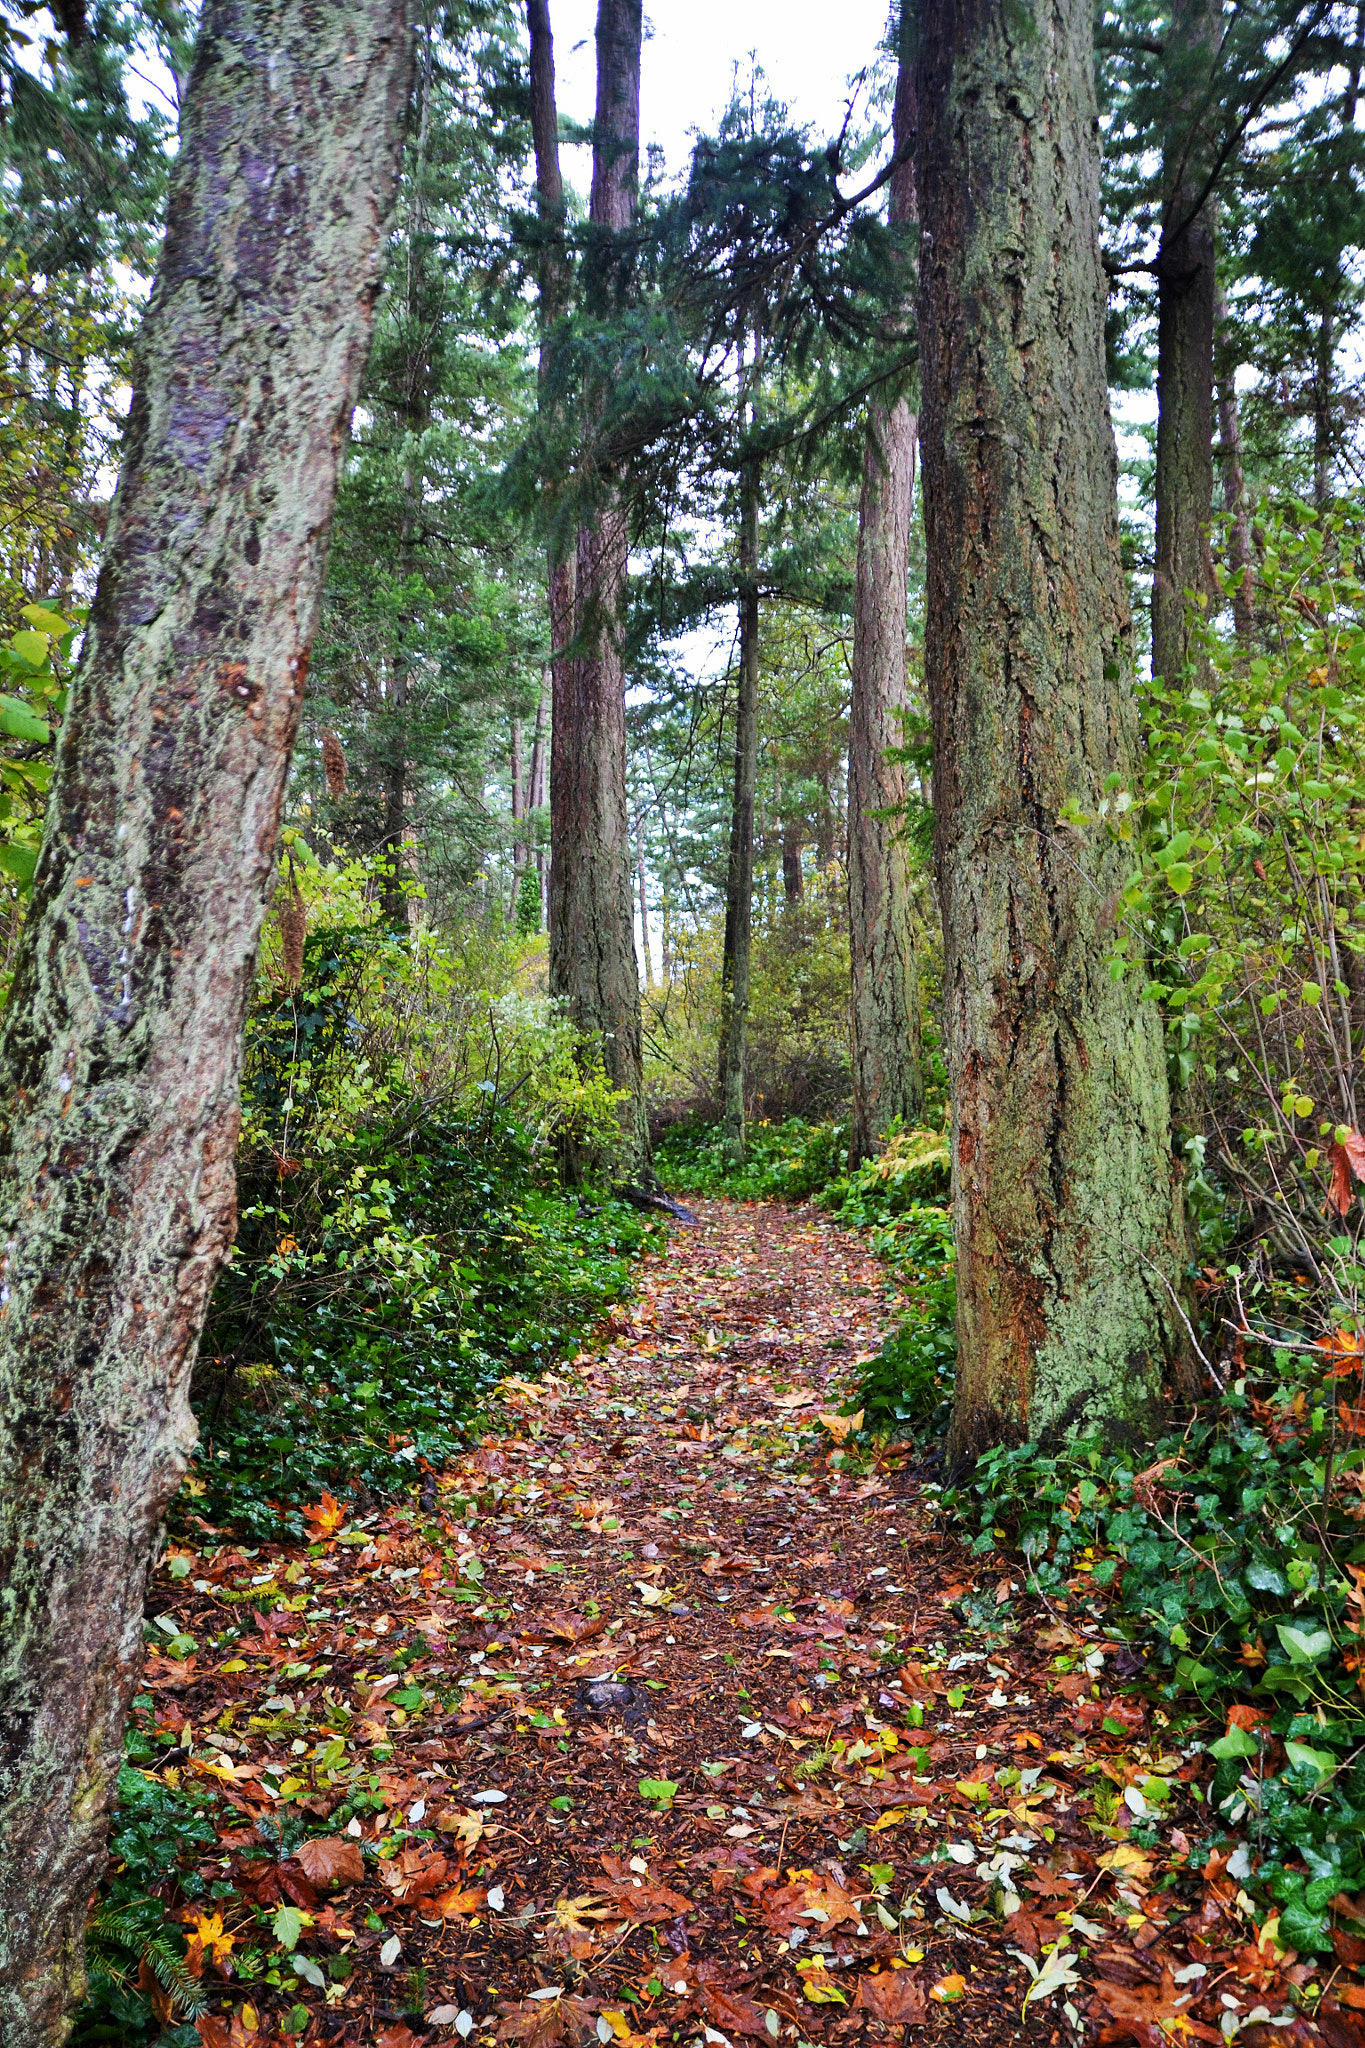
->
124, 1198, 1365, 2046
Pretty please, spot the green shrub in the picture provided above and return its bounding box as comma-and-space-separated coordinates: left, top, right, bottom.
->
855, 1205, 956, 1433
654, 1115, 850, 1202
945, 1329, 1365, 1949
184, 852, 656, 1539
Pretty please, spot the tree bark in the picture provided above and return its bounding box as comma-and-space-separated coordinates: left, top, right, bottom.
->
847, 21, 923, 1168
717, 448, 760, 1159
1213, 281, 1255, 644
548, 0, 647, 1177
781, 819, 804, 902
1314, 305, 1334, 510
0, 0, 410, 2033
917, 0, 1194, 1464
381, 660, 411, 929
1151, 0, 1218, 686
526, 0, 576, 857
636, 808, 653, 989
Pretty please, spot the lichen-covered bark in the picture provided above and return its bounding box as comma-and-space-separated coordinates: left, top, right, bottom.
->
1151, 0, 1218, 686
548, 0, 647, 1177
847, 27, 923, 1169
0, 1, 411, 2034
917, 0, 1195, 1464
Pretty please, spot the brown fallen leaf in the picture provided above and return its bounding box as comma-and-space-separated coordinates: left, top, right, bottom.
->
293, 1835, 364, 1887
853, 1971, 926, 2024
695, 1964, 772, 2038
1093, 1970, 1223, 2046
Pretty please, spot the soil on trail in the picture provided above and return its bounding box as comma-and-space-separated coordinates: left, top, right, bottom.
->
147, 1201, 1322, 2048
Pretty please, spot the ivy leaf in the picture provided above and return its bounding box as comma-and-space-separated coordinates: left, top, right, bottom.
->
1276, 1621, 1332, 1664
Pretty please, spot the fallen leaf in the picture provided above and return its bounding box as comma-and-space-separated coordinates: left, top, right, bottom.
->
853, 1972, 926, 2024
293, 1836, 364, 1887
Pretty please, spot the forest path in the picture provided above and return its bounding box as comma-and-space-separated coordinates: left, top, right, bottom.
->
154, 1202, 1228, 2048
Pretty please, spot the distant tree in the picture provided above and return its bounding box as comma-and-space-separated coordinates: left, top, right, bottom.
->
0, 0, 411, 2030
548, 0, 650, 1179
847, 2, 923, 1167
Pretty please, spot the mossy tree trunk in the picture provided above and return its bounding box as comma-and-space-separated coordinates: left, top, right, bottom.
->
917, 0, 1196, 1464
547, 0, 648, 1178
0, 0, 411, 2033
848, 18, 923, 1169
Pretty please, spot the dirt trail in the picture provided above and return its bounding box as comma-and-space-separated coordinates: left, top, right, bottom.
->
151, 1202, 1253, 2048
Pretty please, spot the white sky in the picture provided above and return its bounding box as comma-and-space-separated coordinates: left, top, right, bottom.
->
546, 0, 895, 191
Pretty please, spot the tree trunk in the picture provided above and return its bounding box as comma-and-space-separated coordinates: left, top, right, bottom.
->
781, 819, 804, 902
847, 20, 923, 1168
1151, 0, 1218, 686
1314, 305, 1334, 510
1213, 281, 1255, 644
381, 660, 410, 929
526, 0, 576, 900
548, 0, 647, 1178
636, 810, 653, 989
917, 0, 1194, 1464
718, 450, 761, 1160
0, 0, 410, 2031
511, 712, 526, 905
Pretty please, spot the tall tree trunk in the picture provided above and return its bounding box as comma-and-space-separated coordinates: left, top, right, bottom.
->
1151, 0, 1218, 686
548, 0, 647, 1177
781, 819, 804, 903
0, 0, 410, 2031
1314, 305, 1334, 509
527, 0, 576, 899
1213, 281, 1255, 644
717, 448, 761, 1160
636, 809, 653, 989
381, 661, 410, 928
530, 674, 549, 930
511, 712, 526, 895
917, 0, 1194, 1464
529, 672, 548, 813
847, 18, 923, 1168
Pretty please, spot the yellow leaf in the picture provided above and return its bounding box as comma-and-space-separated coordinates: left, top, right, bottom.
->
795, 1960, 847, 2005
190, 1908, 235, 1964
870, 1808, 910, 1832
1097, 1841, 1154, 1884
930, 1974, 967, 2003
819, 1411, 863, 1444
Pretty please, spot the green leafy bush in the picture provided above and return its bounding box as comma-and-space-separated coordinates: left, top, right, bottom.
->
855, 1206, 956, 1433
945, 1330, 1365, 1948
186, 850, 655, 1538
654, 1115, 850, 1202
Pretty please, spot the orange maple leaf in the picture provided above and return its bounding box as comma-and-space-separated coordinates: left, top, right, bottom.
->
300, 1490, 345, 1538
